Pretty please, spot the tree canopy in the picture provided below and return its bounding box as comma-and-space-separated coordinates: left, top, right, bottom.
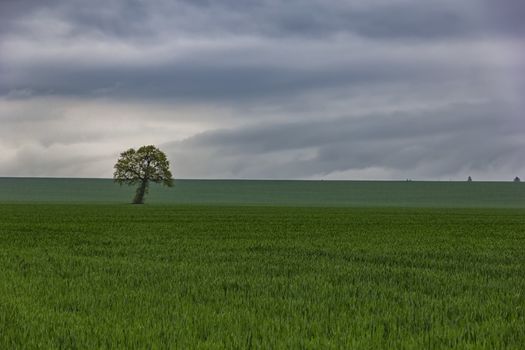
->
113, 145, 173, 204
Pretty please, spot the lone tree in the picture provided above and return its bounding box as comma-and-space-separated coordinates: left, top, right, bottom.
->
467, 176, 472, 182
113, 145, 173, 204
514, 176, 521, 183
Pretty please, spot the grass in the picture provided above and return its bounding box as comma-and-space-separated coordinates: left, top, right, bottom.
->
0, 177, 524, 207
1, 204, 524, 348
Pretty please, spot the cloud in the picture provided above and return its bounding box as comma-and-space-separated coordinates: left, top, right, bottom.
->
3, 0, 524, 41
0, 0, 523, 179
164, 101, 525, 179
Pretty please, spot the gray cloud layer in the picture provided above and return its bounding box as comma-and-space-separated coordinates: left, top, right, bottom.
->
0, 0, 523, 179
166, 101, 524, 179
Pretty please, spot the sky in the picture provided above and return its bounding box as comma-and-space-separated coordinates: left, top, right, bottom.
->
0, 0, 524, 180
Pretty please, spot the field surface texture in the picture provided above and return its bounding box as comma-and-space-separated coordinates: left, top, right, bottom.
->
1, 204, 524, 348
0, 177, 524, 207
0, 179, 524, 348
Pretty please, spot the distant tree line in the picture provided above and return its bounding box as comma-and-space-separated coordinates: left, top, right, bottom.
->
466, 176, 521, 182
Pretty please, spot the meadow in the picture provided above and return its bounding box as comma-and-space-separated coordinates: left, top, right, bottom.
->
0, 179, 524, 348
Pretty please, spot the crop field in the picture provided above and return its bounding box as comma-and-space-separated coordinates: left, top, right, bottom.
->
1, 202, 524, 348
1, 177, 524, 208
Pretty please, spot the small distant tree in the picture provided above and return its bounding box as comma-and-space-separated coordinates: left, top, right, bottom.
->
467, 176, 472, 182
514, 176, 521, 183
113, 145, 173, 204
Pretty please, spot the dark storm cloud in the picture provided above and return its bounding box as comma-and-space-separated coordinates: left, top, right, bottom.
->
479, 0, 525, 36
165, 101, 525, 178
0, 0, 521, 101
0, 52, 474, 101
0, 0, 523, 179
1, 0, 523, 43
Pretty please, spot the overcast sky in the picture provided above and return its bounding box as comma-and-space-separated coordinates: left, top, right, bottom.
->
1, 0, 523, 180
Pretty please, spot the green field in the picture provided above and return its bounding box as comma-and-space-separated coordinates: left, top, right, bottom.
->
0, 177, 524, 207
0, 179, 524, 348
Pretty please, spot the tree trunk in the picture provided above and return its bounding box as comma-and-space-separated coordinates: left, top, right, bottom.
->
133, 180, 148, 204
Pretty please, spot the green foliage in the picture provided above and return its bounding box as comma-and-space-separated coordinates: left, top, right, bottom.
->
0, 204, 524, 348
113, 145, 173, 204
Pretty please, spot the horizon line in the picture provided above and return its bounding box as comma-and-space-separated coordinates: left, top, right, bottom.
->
0, 176, 521, 183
